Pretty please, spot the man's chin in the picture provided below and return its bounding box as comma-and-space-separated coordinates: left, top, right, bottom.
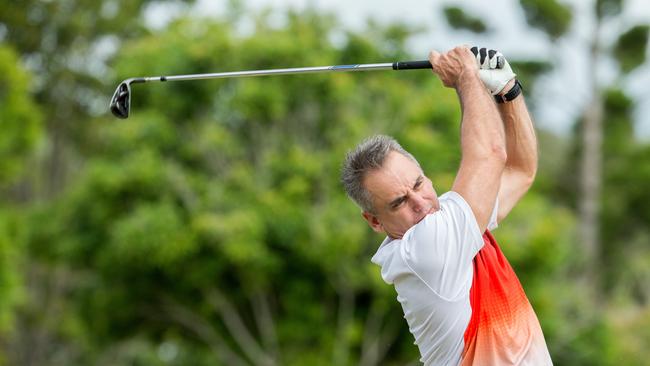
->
387, 229, 406, 240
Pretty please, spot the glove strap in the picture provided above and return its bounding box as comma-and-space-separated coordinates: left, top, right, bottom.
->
495, 79, 522, 103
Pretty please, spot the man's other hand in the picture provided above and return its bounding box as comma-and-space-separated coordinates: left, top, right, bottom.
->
470, 47, 516, 95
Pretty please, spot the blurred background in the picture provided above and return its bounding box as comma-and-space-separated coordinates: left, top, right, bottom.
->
1, 0, 649, 365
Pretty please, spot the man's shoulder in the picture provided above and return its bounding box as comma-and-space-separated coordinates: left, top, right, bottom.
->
439, 190, 468, 205
370, 236, 399, 265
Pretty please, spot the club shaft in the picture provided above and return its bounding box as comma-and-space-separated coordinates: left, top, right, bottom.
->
135, 62, 430, 83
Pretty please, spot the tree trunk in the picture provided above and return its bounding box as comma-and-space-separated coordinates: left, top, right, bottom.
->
579, 11, 603, 295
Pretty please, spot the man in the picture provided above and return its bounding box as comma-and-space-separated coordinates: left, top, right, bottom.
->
341, 46, 552, 365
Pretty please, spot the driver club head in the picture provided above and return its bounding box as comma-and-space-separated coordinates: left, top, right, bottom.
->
110, 80, 132, 119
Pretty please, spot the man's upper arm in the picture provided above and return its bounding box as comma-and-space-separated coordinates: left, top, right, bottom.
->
452, 155, 505, 233
401, 192, 484, 300
496, 168, 534, 223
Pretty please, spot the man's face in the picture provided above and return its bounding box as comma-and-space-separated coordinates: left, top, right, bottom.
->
362, 151, 440, 239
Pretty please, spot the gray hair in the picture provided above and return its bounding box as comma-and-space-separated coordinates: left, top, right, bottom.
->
341, 135, 420, 213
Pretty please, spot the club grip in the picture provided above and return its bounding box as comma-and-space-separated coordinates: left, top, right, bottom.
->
392, 60, 432, 70
393, 55, 505, 70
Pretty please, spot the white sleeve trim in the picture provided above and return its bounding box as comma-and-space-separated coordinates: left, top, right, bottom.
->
488, 196, 499, 231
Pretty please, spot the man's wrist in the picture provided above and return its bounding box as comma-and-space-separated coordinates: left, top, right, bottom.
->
494, 79, 522, 103
498, 79, 516, 95
456, 69, 482, 91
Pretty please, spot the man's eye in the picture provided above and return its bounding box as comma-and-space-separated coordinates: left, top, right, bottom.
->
392, 199, 405, 209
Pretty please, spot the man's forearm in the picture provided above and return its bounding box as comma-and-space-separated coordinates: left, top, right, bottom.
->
429, 46, 508, 230
498, 93, 537, 178
458, 71, 506, 161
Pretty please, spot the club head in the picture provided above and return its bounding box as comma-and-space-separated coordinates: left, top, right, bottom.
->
110, 78, 147, 119
110, 80, 132, 119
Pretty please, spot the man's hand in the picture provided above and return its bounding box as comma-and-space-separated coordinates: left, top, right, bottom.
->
428, 46, 479, 89
470, 47, 516, 95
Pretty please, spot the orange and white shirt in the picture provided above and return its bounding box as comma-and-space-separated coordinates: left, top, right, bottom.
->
371, 191, 552, 365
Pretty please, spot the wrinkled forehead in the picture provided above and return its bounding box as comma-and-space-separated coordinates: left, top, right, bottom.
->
363, 152, 422, 202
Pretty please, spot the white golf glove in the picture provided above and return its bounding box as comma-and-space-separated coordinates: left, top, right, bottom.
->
471, 47, 515, 95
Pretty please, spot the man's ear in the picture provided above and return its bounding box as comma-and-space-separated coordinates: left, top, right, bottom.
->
362, 211, 384, 233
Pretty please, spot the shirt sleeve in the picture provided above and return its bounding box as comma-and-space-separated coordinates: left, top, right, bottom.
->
399, 191, 486, 301
487, 196, 499, 231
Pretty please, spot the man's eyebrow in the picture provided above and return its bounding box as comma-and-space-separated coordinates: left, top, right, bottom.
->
388, 175, 423, 208
388, 195, 406, 208
413, 175, 423, 188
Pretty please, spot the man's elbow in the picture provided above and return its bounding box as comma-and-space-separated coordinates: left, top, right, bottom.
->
523, 171, 536, 190
524, 161, 538, 187
490, 144, 508, 166
476, 145, 507, 172
516, 168, 536, 192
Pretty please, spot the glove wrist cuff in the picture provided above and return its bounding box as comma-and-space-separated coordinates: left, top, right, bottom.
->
495, 79, 522, 104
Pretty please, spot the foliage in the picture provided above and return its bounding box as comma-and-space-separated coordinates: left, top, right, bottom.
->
442, 7, 488, 33
16, 14, 447, 365
513, 0, 650, 362
0, 45, 42, 187
0, 211, 23, 336
0, 0, 195, 197
0, 1, 649, 365
613, 25, 649, 73
0, 43, 42, 361
519, 0, 573, 39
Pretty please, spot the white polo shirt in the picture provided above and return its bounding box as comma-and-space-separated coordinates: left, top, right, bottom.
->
371, 191, 497, 365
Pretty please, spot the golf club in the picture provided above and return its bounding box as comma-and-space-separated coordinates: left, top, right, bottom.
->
110, 57, 504, 119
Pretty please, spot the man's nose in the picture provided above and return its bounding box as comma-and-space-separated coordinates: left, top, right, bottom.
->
410, 193, 428, 212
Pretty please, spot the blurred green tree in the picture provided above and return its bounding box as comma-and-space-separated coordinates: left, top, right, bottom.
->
16, 7, 582, 365
0, 0, 195, 198
0, 45, 42, 365
518, 0, 648, 288
515, 0, 650, 363
3, 0, 648, 365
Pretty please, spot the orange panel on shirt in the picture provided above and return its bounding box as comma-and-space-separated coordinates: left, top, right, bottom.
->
461, 231, 552, 365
